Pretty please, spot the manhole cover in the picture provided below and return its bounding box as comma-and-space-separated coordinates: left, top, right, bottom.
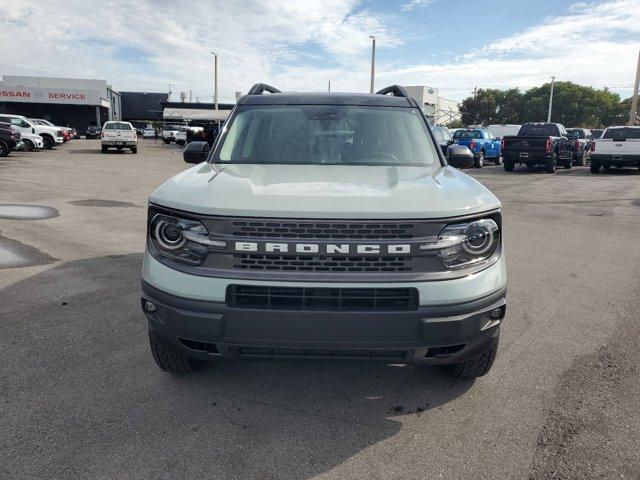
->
0, 204, 59, 220
68, 199, 137, 208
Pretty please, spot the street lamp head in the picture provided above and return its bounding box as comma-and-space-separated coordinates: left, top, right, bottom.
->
369, 35, 375, 39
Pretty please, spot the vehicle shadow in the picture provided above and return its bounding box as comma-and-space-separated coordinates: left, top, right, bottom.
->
68, 149, 133, 155
0, 253, 473, 479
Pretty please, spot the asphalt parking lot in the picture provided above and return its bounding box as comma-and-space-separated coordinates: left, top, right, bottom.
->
1, 139, 639, 479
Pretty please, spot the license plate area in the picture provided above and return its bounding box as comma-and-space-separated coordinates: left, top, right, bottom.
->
519, 152, 529, 158
612, 155, 622, 161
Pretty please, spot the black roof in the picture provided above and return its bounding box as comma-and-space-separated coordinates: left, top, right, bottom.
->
240, 92, 414, 107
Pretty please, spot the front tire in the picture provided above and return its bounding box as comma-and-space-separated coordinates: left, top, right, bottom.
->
494, 154, 503, 166
0, 140, 8, 157
131, 147, 138, 154
474, 151, 484, 168
563, 156, 572, 169
41, 135, 54, 150
23, 139, 34, 151
444, 336, 499, 378
149, 331, 206, 374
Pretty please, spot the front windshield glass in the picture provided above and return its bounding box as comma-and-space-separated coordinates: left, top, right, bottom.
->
214, 105, 439, 167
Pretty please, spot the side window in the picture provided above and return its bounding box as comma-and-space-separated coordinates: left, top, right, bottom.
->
10, 118, 22, 127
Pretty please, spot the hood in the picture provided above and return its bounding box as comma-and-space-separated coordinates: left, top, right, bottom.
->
149, 163, 500, 219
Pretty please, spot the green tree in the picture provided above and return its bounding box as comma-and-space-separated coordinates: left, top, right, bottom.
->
458, 81, 627, 128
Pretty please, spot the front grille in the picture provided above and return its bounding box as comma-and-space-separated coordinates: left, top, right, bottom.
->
235, 347, 408, 361
232, 254, 412, 272
226, 285, 419, 311
231, 220, 415, 240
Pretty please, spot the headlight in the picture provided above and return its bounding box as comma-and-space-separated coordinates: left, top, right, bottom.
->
149, 214, 225, 265
421, 218, 500, 269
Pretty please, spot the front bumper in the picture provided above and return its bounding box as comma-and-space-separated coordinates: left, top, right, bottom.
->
54, 136, 64, 144
141, 253, 507, 365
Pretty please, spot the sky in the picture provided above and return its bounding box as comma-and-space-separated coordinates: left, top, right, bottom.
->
0, 0, 638, 103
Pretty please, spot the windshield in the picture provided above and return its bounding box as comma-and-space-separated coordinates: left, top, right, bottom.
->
518, 124, 560, 136
164, 125, 180, 131
591, 129, 603, 138
602, 127, 640, 140
104, 122, 132, 130
215, 105, 440, 167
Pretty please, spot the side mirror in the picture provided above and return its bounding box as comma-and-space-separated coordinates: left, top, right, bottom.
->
446, 144, 475, 169
494, 137, 501, 141
183, 141, 210, 164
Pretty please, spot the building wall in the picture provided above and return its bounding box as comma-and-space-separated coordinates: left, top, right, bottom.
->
403, 85, 461, 125
0, 102, 108, 128
120, 92, 168, 121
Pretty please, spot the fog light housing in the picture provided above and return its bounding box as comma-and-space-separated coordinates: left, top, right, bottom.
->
143, 300, 157, 312
489, 307, 504, 320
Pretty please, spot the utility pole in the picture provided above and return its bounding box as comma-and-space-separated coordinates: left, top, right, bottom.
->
328, 80, 331, 92
629, 50, 640, 126
167, 84, 173, 101
369, 36, 376, 94
210, 51, 218, 110
547, 76, 555, 123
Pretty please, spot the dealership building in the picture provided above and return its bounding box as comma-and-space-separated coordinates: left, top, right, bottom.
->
0, 75, 122, 128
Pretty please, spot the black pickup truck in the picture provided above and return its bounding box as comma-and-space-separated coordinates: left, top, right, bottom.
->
502, 123, 573, 173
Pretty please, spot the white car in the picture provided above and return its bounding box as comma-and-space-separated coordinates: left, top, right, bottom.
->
590, 126, 640, 173
162, 125, 181, 144
0, 114, 63, 149
101, 121, 138, 154
20, 132, 44, 151
142, 127, 156, 139
141, 84, 506, 378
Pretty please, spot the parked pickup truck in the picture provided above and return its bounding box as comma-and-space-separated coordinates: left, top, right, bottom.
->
454, 128, 502, 167
501, 123, 573, 173
162, 125, 182, 144
566, 128, 591, 166
0, 114, 64, 149
590, 126, 640, 173
101, 121, 138, 154
141, 84, 507, 379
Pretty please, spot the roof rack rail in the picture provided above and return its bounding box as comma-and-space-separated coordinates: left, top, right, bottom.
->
375, 85, 417, 107
247, 83, 281, 95
375, 85, 410, 98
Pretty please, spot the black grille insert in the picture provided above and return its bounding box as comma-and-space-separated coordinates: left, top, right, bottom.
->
232, 254, 412, 272
226, 285, 419, 311
236, 347, 407, 360
231, 220, 415, 240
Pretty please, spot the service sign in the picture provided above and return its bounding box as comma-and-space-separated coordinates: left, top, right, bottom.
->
0, 84, 101, 105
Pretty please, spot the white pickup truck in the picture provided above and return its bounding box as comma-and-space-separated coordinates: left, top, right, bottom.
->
101, 121, 138, 154
590, 126, 640, 173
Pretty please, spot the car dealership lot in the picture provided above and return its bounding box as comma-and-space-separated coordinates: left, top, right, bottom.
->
1, 140, 639, 479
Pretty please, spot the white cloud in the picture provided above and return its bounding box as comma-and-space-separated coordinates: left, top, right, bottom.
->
0, 0, 398, 100
0, 0, 637, 102
401, 0, 435, 12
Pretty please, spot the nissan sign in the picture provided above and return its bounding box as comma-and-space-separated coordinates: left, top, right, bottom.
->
0, 84, 101, 105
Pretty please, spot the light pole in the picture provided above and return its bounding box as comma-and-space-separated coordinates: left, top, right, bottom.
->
210, 51, 218, 110
629, 49, 640, 125
369, 36, 376, 94
547, 76, 555, 122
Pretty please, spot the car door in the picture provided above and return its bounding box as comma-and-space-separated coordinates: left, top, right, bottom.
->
483, 130, 496, 157
8, 116, 32, 137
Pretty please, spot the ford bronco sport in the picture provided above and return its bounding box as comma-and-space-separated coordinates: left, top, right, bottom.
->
141, 84, 507, 378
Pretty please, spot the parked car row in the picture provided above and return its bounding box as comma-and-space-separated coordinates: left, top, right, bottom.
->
443, 123, 635, 174
0, 113, 72, 156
